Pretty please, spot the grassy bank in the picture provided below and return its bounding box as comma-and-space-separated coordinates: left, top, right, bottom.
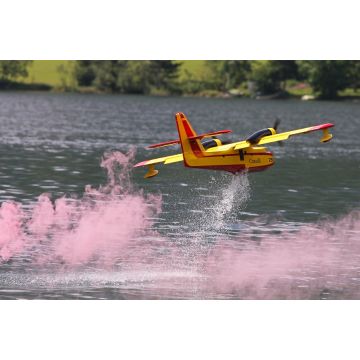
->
178, 60, 207, 80
25, 61, 67, 85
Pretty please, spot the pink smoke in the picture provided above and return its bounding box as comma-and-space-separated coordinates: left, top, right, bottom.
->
0, 151, 162, 266
206, 211, 360, 299
0, 201, 26, 261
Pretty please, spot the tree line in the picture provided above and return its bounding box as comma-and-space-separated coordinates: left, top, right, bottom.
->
74, 60, 360, 99
1, 60, 359, 99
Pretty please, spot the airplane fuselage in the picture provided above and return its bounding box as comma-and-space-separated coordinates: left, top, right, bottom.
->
183, 143, 274, 174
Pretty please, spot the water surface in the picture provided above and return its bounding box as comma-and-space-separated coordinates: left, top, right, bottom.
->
0, 93, 359, 299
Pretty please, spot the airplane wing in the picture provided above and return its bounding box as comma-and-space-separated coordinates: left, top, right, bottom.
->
233, 141, 251, 151
234, 123, 334, 150
134, 153, 183, 168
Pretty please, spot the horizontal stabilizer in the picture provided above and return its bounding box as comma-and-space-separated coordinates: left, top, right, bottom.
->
147, 130, 232, 148
147, 139, 180, 149
188, 130, 232, 141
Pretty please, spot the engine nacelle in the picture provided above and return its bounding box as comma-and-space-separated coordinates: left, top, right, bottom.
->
201, 137, 231, 149
246, 128, 276, 144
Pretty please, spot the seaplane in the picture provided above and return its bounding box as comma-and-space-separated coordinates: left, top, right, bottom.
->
134, 112, 334, 178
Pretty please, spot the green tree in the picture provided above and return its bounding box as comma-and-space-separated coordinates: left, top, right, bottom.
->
57, 62, 77, 91
75, 60, 96, 86
222, 60, 251, 89
75, 60, 180, 94
297, 60, 353, 99
93, 60, 127, 92
249, 60, 298, 95
117, 61, 180, 94
0, 60, 32, 80
347, 60, 360, 91
205, 60, 251, 91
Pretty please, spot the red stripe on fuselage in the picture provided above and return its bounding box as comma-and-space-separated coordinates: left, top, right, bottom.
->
189, 162, 273, 174
203, 152, 272, 158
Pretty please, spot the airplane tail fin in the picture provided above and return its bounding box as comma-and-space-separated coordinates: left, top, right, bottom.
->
175, 112, 205, 166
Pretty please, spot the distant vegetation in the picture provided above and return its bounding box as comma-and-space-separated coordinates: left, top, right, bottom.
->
1, 60, 359, 100
75, 60, 180, 95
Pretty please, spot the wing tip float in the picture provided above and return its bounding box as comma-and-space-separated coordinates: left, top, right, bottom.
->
313, 123, 334, 142
144, 165, 159, 179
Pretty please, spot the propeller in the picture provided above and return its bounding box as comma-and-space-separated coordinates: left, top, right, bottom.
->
273, 117, 281, 132
273, 117, 284, 146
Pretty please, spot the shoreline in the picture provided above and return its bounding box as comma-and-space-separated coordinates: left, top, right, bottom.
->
0, 81, 359, 101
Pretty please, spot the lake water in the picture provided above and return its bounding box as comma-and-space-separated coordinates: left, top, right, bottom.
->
0, 92, 359, 299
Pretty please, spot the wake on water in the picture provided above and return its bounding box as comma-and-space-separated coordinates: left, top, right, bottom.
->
0, 150, 360, 299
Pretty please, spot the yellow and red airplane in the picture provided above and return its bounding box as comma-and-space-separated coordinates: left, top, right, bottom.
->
134, 112, 334, 178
